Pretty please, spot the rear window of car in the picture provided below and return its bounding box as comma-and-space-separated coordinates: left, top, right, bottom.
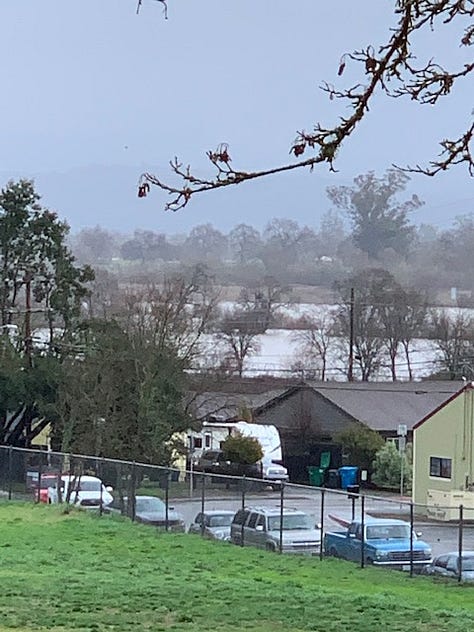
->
232, 509, 250, 526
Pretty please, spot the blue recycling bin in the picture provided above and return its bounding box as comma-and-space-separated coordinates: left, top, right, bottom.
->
338, 466, 358, 490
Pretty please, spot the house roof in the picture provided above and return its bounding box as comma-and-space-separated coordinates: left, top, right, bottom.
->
187, 378, 466, 433
306, 381, 466, 432
186, 389, 290, 421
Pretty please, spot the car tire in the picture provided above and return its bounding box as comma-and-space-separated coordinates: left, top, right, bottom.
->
329, 547, 339, 558
366, 557, 374, 565
266, 542, 277, 553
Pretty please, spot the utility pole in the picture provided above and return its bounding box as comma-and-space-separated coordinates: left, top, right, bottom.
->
348, 287, 355, 382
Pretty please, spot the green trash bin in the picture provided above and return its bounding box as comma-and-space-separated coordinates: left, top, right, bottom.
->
308, 466, 325, 487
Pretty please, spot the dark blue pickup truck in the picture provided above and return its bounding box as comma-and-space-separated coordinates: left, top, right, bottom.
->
324, 518, 432, 570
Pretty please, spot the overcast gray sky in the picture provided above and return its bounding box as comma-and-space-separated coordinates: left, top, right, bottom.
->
0, 1, 472, 234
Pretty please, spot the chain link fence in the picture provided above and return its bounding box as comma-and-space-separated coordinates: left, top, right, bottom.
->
1, 445, 474, 581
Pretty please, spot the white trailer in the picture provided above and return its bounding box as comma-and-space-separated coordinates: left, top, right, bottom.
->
189, 420, 289, 483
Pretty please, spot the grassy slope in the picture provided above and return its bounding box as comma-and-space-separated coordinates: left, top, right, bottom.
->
0, 504, 474, 632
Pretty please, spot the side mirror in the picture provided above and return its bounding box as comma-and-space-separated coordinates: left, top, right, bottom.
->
255, 525, 264, 532
416, 531, 422, 537
105, 486, 113, 493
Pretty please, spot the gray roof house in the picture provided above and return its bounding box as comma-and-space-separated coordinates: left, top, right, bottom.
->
187, 378, 464, 483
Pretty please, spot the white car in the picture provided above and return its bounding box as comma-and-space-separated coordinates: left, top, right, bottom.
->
47, 474, 113, 510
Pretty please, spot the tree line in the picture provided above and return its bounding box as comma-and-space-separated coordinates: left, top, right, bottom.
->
72, 169, 474, 296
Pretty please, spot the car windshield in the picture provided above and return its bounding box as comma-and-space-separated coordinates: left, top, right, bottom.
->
366, 525, 410, 540
268, 514, 312, 531
135, 498, 166, 513
208, 514, 233, 527
71, 480, 102, 492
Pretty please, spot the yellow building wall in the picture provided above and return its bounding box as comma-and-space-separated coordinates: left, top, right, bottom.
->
413, 389, 474, 509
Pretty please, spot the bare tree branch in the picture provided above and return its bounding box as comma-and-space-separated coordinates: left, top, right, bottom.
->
138, 1, 473, 211
136, 0, 168, 19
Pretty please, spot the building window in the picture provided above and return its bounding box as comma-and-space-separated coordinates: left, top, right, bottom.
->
430, 457, 452, 479
204, 433, 211, 448
193, 437, 203, 449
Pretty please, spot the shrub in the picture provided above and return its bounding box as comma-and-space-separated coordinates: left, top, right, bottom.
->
335, 425, 385, 471
221, 432, 264, 465
372, 442, 412, 493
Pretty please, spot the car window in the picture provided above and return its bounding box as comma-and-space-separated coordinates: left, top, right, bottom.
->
461, 557, 474, 571
366, 525, 410, 540
267, 513, 312, 531
256, 514, 266, 530
434, 555, 450, 569
446, 556, 458, 573
208, 514, 233, 527
135, 497, 166, 513
232, 509, 250, 526
247, 513, 259, 529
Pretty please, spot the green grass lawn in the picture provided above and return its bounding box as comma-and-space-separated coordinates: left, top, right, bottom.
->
1, 503, 474, 632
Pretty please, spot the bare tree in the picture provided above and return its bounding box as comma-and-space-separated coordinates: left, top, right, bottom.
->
139, 3, 474, 210
398, 289, 430, 381
238, 275, 293, 331
120, 267, 219, 364
215, 309, 262, 377
429, 309, 474, 379
292, 310, 336, 381
336, 271, 388, 381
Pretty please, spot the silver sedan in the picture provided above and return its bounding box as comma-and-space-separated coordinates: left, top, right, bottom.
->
188, 510, 235, 541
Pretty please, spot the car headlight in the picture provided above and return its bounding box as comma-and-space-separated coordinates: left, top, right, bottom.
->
424, 548, 432, 558
375, 551, 389, 560
213, 530, 227, 540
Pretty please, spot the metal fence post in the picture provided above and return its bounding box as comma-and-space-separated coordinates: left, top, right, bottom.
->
98, 459, 103, 516
409, 502, 414, 578
279, 482, 285, 554
36, 460, 43, 504
458, 504, 464, 583
200, 473, 206, 537
360, 494, 365, 569
319, 488, 325, 561
165, 469, 170, 532
130, 461, 137, 522
7, 446, 13, 500
351, 495, 356, 521
241, 475, 246, 547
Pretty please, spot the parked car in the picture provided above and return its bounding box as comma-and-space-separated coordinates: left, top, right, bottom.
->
195, 450, 262, 479
106, 495, 185, 532
188, 510, 235, 541
230, 506, 321, 554
422, 551, 474, 582
324, 517, 432, 571
47, 474, 114, 510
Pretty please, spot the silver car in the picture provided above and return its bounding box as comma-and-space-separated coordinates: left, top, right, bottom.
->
188, 510, 235, 541
230, 506, 321, 554
422, 551, 474, 582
